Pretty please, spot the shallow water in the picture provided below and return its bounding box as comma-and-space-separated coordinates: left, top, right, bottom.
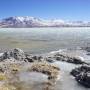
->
54, 61, 89, 90
0, 28, 90, 53
8, 61, 89, 90
0, 28, 90, 90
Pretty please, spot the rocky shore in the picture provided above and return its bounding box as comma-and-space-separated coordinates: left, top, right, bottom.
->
71, 65, 90, 88
0, 48, 90, 90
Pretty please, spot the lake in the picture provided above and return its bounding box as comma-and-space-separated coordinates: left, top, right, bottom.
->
0, 28, 90, 54
0, 27, 90, 90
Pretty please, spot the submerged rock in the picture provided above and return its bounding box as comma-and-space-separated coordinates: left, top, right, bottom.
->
70, 65, 90, 88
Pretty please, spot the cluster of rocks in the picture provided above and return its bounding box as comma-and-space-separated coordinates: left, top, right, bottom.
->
0, 48, 87, 65
0, 48, 44, 63
81, 46, 90, 55
0, 62, 60, 90
25, 54, 43, 62
0, 48, 90, 88
71, 65, 90, 88
81, 46, 90, 52
29, 62, 60, 85
46, 52, 90, 88
45, 57, 56, 63
0, 48, 25, 61
47, 53, 86, 64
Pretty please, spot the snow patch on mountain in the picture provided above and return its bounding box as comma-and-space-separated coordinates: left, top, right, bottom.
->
0, 16, 90, 27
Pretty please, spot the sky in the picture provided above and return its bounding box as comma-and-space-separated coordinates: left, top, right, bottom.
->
0, 0, 90, 21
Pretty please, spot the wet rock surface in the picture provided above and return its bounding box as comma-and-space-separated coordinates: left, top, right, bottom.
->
0, 48, 61, 90
0, 48, 88, 65
0, 48, 90, 90
45, 57, 55, 63
71, 65, 90, 88
50, 53, 86, 64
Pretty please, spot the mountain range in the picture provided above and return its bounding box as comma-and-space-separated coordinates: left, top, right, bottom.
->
0, 16, 90, 28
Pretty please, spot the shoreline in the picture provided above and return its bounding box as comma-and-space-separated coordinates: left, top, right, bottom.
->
1, 27, 90, 29
0, 48, 90, 90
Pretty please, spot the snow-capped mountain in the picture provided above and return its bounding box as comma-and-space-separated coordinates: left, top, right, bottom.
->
0, 16, 44, 27
0, 16, 90, 28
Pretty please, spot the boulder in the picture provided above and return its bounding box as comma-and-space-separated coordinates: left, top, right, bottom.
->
0, 48, 25, 61
70, 65, 90, 88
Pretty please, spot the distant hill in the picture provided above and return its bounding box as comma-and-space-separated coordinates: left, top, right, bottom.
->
0, 16, 90, 28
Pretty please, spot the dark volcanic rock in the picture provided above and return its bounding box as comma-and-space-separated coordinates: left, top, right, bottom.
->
54, 53, 85, 64
46, 57, 55, 63
25, 54, 34, 62
25, 54, 43, 62
32, 56, 43, 61
71, 65, 90, 88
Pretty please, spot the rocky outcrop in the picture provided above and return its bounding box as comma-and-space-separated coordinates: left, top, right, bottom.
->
70, 65, 90, 88
0, 48, 87, 65
28, 62, 60, 85
53, 53, 86, 64
0, 62, 60, 88
81, 47, 90, 52
0, 48, 44, 62
0, 48, 25, 61
25, 54, 43, 62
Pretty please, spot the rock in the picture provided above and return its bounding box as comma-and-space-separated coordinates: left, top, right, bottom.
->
28, 62, 60, 85
54, 53, 85, 64
25, 54, 34, 62
81, 47, 90, 52
75, 72, 90, 88
46, 57, 55, 63
67, 57, 84, 64
0, 67, 4, 73
13, 48, 25, 60
86, 53, 90, 56
0, 48, 44, 63
25, 54, 43, 62
32, 56, 43, 61
0, 48, 25, 61
70, 65, 90, 88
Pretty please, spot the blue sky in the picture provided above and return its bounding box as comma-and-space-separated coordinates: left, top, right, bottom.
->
0, 0, 90, 21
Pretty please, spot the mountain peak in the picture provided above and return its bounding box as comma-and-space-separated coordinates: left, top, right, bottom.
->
0, 16, 90, 28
